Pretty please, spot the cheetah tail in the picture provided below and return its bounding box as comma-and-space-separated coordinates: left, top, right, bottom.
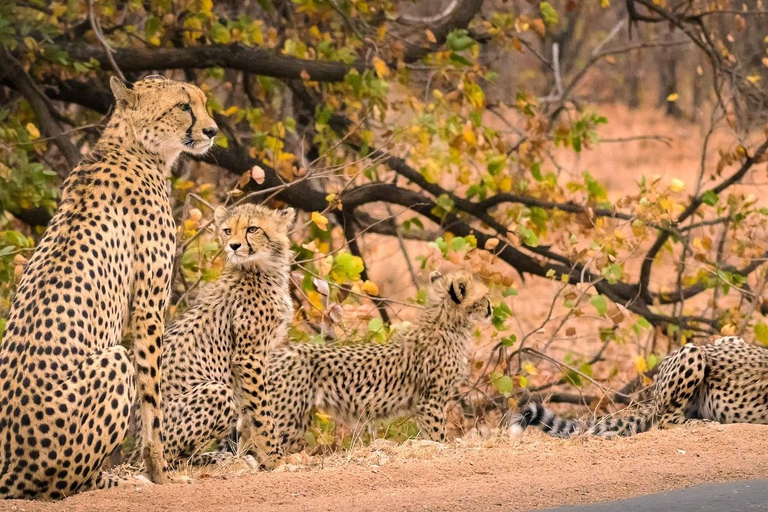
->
509, 402, 655, 439
509, 402, 584, 438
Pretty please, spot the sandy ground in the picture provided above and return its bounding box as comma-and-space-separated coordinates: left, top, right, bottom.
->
3, 423, 768, 512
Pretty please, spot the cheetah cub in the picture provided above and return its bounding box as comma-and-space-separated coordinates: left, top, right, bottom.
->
0, 76, 217, 499
269, 271, 493, 452
512, 336, 768, 438
160, 204, 295, 468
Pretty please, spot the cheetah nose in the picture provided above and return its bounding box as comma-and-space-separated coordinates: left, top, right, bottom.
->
203, 126, 218, 139
229, 242, 242, 251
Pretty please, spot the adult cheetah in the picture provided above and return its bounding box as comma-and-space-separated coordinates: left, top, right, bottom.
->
0, 75, 217, 499
267, 271, 493, 452
160, 204, 295, 468
511, 336, 768, 438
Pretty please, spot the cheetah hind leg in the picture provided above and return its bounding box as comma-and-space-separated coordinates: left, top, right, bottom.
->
160, 381, 237, 464
654, 343, 707, 429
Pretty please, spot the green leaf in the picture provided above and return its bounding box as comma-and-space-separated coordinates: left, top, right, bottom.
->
590, 294, 608, 316
502, 286, 518, 297
368, 317, 384, 334
446, 29, 476, 51
531, 162, 543, 181
331, 253, 364, 283
756, 321, 768, 345
490, 372, 514, 397
701, 190, 718, 206
540, 2, 559, 26
501, 334, 517, 347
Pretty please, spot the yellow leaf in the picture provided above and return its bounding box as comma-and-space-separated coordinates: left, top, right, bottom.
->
747, 74, 761, 84
762, 57, 768, 68
361, 280, 379, 296
372, 56, 389, 78
25, 123, 40, 139
462, 122, 476, 146
498, 176, 512, 192
634, 355, 647, 374
377, 24, 387, 41
522, 362, 538, 376
222, 106, 239, 116
720, 323, 737, 335
311, 211, 329, 231
600, 0, 610, 7
425, 29, 437, 44
315, 411, 332, 423
668, 178, 685, 193
666, 93, 679, 102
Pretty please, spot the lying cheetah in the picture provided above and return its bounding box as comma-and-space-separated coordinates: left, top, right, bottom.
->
268, 271, 493, 452
0, 75, 217, 499
512, 336, 768, 438
160, 204, 295, 468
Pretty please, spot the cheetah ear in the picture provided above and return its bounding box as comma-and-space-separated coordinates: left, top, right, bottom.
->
213, 206, 228, 226
110, 76, 137, 110
275, 207, 296, 230
429, 271, 443, 283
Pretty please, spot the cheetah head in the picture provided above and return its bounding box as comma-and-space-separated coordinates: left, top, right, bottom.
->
214, 203, 296, 270
109, 75, 218, 157
427, 271, 493, 325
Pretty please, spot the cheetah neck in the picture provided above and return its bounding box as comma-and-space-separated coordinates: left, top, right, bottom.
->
97, 112, 179, 173
226, 256, 290, 283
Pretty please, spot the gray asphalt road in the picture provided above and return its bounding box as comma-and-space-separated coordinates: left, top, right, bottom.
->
538, 480, 768, 512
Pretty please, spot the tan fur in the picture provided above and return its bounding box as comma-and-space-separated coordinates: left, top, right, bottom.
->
159, 204, 295, 468
265, 271, 493, 453
0, 75, 217, 499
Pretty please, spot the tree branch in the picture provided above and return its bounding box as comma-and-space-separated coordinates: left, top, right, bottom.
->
61, 43, 367, 82
0, 48, 81, 168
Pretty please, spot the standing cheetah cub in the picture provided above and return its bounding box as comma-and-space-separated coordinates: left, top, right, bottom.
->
269, 271, 493, 452
0, 76, 217, 499
512, 336, 768, 438
160, 204, 295, 468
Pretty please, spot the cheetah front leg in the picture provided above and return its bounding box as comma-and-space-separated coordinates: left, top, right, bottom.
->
654, 343, 707, 428
131, 265, 172, 484
232, 345, 278, 469
414, 398, 448, 442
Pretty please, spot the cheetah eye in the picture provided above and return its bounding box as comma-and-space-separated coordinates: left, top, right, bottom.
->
247, 226, 261, 234
223, 228, 232, 236
178, 103, 191, 112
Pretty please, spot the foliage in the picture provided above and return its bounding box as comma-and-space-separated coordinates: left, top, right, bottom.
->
2, 0, 768, 441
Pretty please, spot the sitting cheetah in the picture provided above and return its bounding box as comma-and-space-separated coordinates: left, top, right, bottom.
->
159, 204, 295, 468
0, 75, 217, 499
268, 271, 493, 452
512, 336, 768, 438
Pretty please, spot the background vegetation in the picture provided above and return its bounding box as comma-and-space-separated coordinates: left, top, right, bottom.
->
2, 0, 768, 445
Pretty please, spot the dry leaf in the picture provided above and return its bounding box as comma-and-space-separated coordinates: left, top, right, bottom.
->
251, 165, 266, 184
484, 237, 500, 250
425, 29, 437, 43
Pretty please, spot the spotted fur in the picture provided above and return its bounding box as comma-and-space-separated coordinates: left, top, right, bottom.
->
159, 204, 295, 468
511, 336, 768, 438
0, 75, 217, 499
267, 271, 493, 452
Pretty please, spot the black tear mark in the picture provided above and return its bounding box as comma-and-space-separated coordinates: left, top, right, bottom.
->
185, 91, 196, 141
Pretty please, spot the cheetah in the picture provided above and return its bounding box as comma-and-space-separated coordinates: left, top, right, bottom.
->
0, 75, 218, 499
267, 271, 493, 452
159, 203, 295, 468
511, 336, 768, 438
